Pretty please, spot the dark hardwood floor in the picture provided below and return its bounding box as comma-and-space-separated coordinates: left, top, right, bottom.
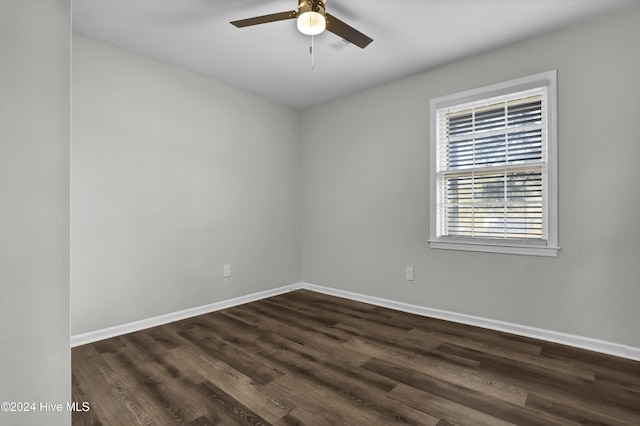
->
72, 289, 640, 425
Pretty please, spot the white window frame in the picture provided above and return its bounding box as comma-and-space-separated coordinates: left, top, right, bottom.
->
429, 71, 559, 257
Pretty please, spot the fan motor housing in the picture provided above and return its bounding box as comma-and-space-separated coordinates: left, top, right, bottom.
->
298, 0, 326, 16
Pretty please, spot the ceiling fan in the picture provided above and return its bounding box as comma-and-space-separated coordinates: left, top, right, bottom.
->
230, 0, 373, 49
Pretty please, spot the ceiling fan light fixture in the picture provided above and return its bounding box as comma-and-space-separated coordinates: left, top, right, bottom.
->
231, 0, 372, 49
297, 11, 326, 35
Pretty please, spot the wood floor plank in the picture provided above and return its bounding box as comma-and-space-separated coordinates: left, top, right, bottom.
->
391, 311, 545, 357
177, 317, 285, 386
171, 344, 293, 424
260, 373, 412, 425
342, 337, 529, 406
99, 348, 196, 424
411, 328, 595, 382
101, 332, 223, 424
197, 379, 269, 425
437, 340, 640, 414
413, 322, 545, 357
71, 373, 104, 426
242, 299, 352, 343
72, 289, 640, 425
437, 341, 596, 386
230, 304, 373, 367
270, 291, 415, 334
363, 357, 574, 426
387, 383, 516, 426
273, 294, 416, 337
254, 340, 436, 424
72, 344, 157, 425
525, 391, 640, 425
336, 322, 479, 369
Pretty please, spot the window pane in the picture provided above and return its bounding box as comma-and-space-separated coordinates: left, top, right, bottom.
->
507, 129, 542, 163
448, 138, 474, 169
507, 170, 542, 202
505, 205, 542, 238
448, 110, 473, 136
446, 175, 473, 203
474, 173, 504, 202
442, 168, 543, 240
475, 134, 506, 167
445, 205, 473, 236
445, 95, 543, 172
474, 104, 505, 132
507, 98, 542, 127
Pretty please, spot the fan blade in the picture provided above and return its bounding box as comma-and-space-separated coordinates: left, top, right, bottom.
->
325, 13, 372, 49
231, 10, 298, 28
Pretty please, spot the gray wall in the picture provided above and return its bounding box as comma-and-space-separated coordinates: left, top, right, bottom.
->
72, 6, 640, 350
0, 0, 71, 425
301, 6, 640, 347
71, 35, 301, 335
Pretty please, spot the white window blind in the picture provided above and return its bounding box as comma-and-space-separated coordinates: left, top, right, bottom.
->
429, 71, 558, 256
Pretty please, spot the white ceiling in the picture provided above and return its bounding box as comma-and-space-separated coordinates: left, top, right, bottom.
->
73, 0, 639, 109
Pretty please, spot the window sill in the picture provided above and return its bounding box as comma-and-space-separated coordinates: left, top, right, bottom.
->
428, 239, 559, 257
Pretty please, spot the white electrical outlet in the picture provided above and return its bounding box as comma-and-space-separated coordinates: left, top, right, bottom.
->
406, 266, 414, 281
223, 264, 231, 278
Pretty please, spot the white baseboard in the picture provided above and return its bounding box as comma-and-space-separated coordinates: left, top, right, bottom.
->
71, 281, 640, 362
70, 283, 301, 347
301, 282, 640, 362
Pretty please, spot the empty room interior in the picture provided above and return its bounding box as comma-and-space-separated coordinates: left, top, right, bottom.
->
2, 0, 640, 424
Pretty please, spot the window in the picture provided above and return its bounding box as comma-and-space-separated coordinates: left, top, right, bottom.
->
429, 71, 558, 256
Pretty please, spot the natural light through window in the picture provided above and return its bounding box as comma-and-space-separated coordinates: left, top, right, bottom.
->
429, 71, 558, 256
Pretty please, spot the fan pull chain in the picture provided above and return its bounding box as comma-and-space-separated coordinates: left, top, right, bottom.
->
310, 34, 315, 70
